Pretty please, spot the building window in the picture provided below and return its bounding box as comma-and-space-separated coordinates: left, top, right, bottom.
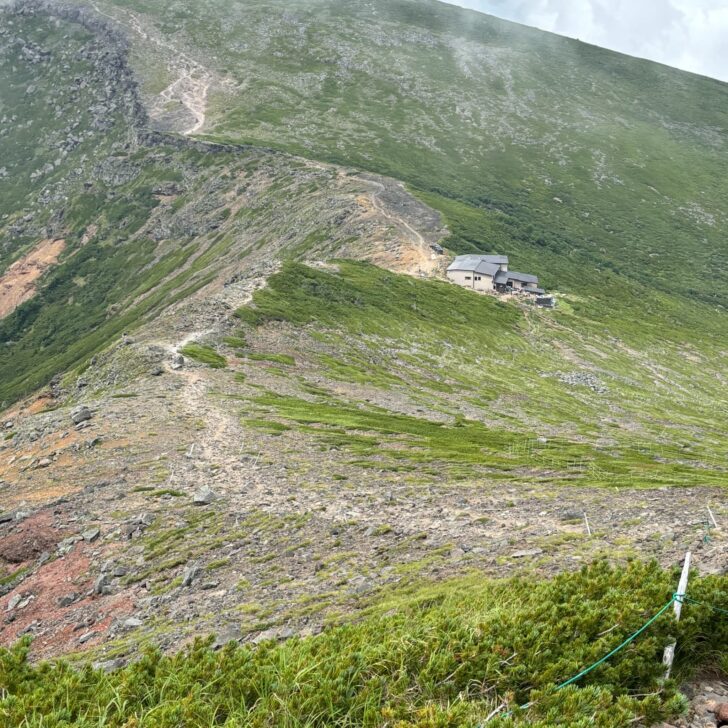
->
465, 276, 471, 280
475, 276, 481, 281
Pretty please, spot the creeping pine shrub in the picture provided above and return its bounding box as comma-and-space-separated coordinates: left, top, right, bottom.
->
1, 561, 726, 727
179, 343, 227, 369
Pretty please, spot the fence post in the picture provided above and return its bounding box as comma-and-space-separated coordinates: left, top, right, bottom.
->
662, 551, 691, 680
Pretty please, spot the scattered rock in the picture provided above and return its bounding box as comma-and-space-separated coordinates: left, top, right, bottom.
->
182, 565, 199, 587
170, 354, 184, 370
212, 625, 242, 649
10, 594, 35, 610
71, 405, 92, 425
123, 617, 143, 628
252, 628, 279, 644
193, 487, 217, 506
348, 575, 372, 594
716, 703, 728, 723
82, 528, 101, 542
93, 658, 127, 672
557, 371, 607, 394
93, 574, 109, 595
57, 535, 82, 555
78, 631, 97, 644
511, 549, 544, 558
252, 626, 296, 644
58, 593, 79, 607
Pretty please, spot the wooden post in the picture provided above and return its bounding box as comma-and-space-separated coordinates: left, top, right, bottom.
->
707, 506, 718, 529
583, 512, 591, 537
662, 551, 691, 680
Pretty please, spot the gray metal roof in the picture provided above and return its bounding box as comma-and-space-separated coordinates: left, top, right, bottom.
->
473, 261, 500, 276
509, 271, 538, 284
447, 254, 508, 273
495, 270, 538, 284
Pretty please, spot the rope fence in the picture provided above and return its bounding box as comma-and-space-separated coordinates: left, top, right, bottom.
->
491, 579, 727, 722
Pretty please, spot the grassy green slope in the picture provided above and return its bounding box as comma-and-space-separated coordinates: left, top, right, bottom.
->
235, 261, 728, 489
76, 0, 728, 495
91, 0, 728, 311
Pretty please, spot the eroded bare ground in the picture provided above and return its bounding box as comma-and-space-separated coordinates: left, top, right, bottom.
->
0, 239, 65, 320
0, 286, 725, 666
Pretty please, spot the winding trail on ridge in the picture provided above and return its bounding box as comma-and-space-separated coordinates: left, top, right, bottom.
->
87, 0, 211, 134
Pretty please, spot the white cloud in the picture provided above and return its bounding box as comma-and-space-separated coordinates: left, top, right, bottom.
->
445, 0, 728, 81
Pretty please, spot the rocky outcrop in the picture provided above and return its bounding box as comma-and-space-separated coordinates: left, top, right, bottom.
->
8, 0, 147, 135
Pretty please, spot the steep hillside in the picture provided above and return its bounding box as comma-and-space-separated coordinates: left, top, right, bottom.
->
81, 0, 728, 312
0, 3, 444, 408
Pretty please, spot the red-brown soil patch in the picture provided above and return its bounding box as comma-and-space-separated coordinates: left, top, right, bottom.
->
26, 394, 57, 415
0, 511, 65, 565
0, 539, 136, 660
0, 238, 66, 319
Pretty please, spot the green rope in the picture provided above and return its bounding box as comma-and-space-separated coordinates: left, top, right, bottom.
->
554, 596, 676, 689
680, 596, 728, 616
499, 596, 676, 720
494, 591, 727, 722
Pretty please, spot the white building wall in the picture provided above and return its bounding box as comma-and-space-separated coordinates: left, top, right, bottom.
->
447, 269, 474, 288
473, 274, 494, 292
447, 269, 495, 292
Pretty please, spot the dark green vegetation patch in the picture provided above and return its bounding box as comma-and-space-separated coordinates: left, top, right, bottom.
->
180, 343, 228, 369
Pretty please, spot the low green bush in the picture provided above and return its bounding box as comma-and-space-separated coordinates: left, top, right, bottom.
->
1, 561, 725, 727
179, 343, 227, 369
247, 352, 296, 365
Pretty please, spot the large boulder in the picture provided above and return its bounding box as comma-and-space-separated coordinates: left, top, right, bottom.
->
71, 405, 92, 425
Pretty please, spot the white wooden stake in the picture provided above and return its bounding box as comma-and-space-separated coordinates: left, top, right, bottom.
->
707, 506, 718, 529
662, 551, 691, 680
583, 512, 591, 537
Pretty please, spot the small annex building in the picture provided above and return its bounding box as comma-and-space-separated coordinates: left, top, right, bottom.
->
446, 254, 543, 295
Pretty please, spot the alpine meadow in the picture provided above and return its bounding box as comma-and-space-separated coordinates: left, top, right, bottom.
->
0, 1, 726, 726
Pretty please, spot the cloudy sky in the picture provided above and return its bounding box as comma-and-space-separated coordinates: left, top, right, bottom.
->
446, 0, 728, 82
